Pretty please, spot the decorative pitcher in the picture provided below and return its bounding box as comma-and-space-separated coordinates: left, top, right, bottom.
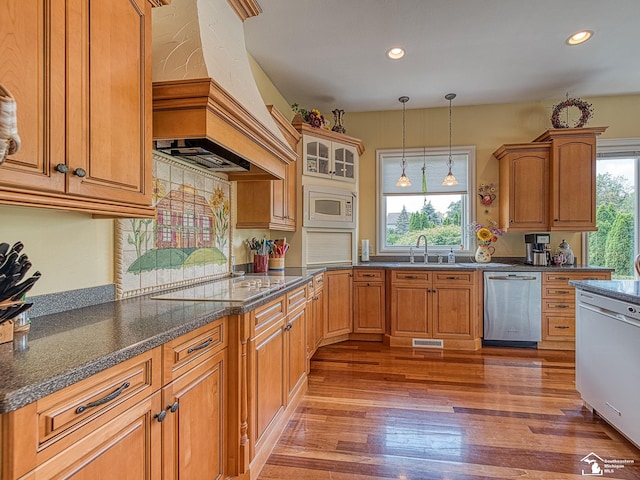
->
475, 244, 495, 263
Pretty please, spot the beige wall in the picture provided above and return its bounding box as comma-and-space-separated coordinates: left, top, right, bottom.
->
342, 94, 640, 261
0, 206, 113, 295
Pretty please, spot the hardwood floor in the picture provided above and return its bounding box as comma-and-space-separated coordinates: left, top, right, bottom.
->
259, 341, 640, 480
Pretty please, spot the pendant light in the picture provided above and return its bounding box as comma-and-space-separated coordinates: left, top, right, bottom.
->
396, 96, 411, 187
442, 93, 459, 186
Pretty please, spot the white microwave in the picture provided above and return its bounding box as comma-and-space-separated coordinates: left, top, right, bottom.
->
304, 185, 356, 229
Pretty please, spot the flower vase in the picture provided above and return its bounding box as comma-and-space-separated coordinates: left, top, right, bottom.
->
331, 109, 346, 134
475, 245, 495, 263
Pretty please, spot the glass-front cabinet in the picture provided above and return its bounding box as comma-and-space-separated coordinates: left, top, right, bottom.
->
294, 122, 364, 184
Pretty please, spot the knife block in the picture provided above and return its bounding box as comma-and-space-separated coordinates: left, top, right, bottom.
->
0, 319, 14, 344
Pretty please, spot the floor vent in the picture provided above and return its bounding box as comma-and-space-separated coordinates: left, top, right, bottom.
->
412, 338, 444, 348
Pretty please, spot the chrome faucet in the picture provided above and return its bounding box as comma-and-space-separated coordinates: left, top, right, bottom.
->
416, 234, 429, 264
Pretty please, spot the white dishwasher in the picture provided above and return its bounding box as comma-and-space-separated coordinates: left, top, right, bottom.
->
483, 271, 541, 346
576, 290, 640, 447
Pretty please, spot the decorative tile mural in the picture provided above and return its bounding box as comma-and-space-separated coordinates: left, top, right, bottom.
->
115, 152, 232, 298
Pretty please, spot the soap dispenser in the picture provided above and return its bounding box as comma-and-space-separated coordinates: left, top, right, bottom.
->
448, 248, 455, 264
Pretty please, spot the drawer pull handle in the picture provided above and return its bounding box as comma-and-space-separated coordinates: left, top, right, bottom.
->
76, 381, 130, 414
445, 276, 459, 280
168, 401, 179, 413
551, 290, 570, 295
554, 325, 571, 329
362, 274, 376, 277
154, 410, 167, 422
404, 275, 418, 279
553, 305, 571, 309
555, 277, 570, 281
187, 337, 213, 354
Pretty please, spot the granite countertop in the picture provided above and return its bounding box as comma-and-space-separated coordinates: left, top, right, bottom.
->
0, 267, 322, 414
569, 280, 640, 304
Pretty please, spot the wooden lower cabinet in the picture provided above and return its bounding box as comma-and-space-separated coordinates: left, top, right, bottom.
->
353, 269, 385, 334
390, 269, 480, 349
246, 285, 309, 477
161, 350, 226, 480
539, 271, 611, 350
20, 392, 162, 480
323, 269, 353, 340
1, 319, 229, 480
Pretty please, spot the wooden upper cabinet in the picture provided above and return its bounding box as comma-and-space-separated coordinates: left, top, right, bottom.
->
540, 130, 602, 230
494, 127, 607, 232
236, 105, 299, 231
494, 143, 550, 231
0, 0, 155, 217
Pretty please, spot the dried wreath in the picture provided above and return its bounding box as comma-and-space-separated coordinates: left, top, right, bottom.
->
550, 97, 593, 128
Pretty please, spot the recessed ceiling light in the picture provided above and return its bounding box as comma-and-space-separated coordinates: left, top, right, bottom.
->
386, 47, 405, 60
566, 30, 593, 45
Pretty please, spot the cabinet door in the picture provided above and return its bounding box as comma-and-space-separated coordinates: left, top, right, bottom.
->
550, 137, 597, 230
286, 307, 307, 401
250, 323, 285, 451
22, 392, 162, 480
162, 350, 226, 480
332, 144, 357, 183
353, 282, 385, 333
390, 285, 431, 337
432, 285, 473, 338
271, 157, 296, 230
65, 0, 151, 206
0, 0, 66, 192
505, 151, 549, 230
303, 137, 331, 177
324, 270, 353, 338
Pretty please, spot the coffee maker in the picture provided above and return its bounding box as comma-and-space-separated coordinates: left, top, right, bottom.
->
524, 233, 551, 265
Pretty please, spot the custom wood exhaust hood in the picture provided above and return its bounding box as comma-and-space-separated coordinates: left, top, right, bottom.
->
151, 0, 297, 181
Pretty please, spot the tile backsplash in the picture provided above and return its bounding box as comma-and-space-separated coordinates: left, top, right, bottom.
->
115, 151, 232, 298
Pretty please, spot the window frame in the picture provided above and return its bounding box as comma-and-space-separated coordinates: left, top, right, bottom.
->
376, 146, 476, 255
583, 137, 640, 268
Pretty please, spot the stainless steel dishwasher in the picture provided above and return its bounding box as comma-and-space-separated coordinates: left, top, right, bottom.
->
483, 271, 541, 346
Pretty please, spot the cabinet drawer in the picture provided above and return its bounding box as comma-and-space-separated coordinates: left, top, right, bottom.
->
253, 296, 286, 335
37, 348, 161, 448
287, 284, 308, 314
543, 286, 575, 298
543, 272, 610, 284
544, 315, 575, 338
542, 298, 575, 313
162, 317, 227, 383
391, 270, 431, 285
433, 271, 474, 285
353, 269, 385, 282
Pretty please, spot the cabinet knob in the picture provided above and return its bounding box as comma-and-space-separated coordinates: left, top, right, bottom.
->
154, 411, 167, 422
167, 401, 179, 413
73, 167, 87, 178
55, 164, 69, 174
284, 323, 293, 332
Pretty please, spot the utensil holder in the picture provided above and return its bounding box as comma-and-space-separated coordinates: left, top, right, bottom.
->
268, 255, 285, 271
253, 254, 268, 273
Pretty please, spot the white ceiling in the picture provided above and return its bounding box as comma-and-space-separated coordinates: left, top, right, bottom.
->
243, 0, 640, 113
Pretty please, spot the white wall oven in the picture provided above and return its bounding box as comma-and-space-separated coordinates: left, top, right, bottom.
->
304, 185, 356, 229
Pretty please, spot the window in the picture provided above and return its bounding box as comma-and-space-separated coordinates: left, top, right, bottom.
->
585, 138, 640, 279
377, 146, 476, 254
